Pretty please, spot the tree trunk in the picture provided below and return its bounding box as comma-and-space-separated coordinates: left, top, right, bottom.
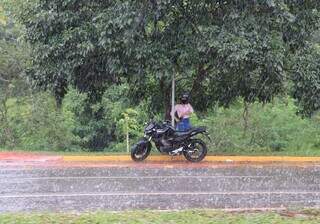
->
159, 77, 172, 121
243, 100, 250, 137
190, 64, 207, 111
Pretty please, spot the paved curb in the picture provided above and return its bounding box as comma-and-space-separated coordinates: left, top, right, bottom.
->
2, 152, 320, 163
0, 152, 62, 162
63, 155, 320, 163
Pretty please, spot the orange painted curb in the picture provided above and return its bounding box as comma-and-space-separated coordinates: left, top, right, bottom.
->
63, 155, 320, 163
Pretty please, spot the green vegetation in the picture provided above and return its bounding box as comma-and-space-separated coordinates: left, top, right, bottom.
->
0, 1, 319, 154
193, 98, 320, 155
1, 210, 320, 224
1, 92, 320, 155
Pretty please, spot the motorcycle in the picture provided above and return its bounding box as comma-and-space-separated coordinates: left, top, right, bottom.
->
131, 120, 211, 162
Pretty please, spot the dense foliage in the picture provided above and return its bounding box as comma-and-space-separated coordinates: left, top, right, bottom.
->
0, 0, 319, 152
292, 44, 320, 117
193, 98, 320, 154
0, 5, 29, 147
2, 93, 320, 154
11, 1, 320, 111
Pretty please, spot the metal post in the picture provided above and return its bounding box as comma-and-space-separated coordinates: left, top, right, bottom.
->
171, 73, 175, 127
126, 123, 129, 153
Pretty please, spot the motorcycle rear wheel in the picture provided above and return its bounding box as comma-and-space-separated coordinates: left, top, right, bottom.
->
183, 139, 207, 162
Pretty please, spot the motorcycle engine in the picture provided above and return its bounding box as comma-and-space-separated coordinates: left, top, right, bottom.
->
160, 138, 171, 147
159, 136, 176, 152
154, 123, 176, 153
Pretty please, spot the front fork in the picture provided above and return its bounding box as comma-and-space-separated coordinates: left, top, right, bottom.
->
143, 134, 152, 142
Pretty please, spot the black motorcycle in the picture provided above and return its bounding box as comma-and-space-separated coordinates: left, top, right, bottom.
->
131, 120, 211, 162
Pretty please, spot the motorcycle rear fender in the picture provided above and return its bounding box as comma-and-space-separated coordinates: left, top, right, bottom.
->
190, 130, 212, 142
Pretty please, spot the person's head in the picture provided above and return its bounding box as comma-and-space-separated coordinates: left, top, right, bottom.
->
180, 92, 190, 104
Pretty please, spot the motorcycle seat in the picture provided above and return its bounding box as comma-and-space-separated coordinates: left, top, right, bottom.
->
174, 126, 206, 137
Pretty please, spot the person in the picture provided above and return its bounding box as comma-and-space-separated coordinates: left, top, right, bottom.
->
172, 93, 194, 131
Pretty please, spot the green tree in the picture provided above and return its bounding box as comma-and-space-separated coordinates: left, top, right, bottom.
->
291, 44, 320, 117
0, 6, 29, 146
8, 0, 320, 150
16, 1, 319, 109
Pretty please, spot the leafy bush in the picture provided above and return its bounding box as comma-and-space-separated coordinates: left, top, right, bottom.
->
1, 89, 319, 155
62, 85, 150, 152
2, 92, 80, 151
191, 98, 320, 155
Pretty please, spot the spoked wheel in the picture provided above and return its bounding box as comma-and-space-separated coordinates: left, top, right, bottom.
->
183, 139, 207, 162
131, 141, 151, 162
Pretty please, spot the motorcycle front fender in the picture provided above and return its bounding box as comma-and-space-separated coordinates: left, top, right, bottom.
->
136, 138, 152, 150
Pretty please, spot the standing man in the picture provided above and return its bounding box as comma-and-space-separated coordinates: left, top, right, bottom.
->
172, 93, 194, 131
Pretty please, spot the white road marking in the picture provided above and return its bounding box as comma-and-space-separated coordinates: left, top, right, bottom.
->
0, 175, 271, 181
0, 191, 319, 199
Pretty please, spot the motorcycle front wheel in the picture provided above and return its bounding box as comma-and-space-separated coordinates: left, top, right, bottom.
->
131, 141, 151, 162
183, 139, 207, 162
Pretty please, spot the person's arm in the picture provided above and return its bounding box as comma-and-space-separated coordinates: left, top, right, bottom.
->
178, 104, 193, 118
174, 111, 180, 121
175, 105, 184, 118
183, 104, 194, 117
171, 105, 181, 121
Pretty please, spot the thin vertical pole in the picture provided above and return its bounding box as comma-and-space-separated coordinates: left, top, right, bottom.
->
171, 73, 175, 127
126, 118, 129, 153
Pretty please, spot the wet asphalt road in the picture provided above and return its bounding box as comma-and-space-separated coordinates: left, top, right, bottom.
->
1, 162, 320, 212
